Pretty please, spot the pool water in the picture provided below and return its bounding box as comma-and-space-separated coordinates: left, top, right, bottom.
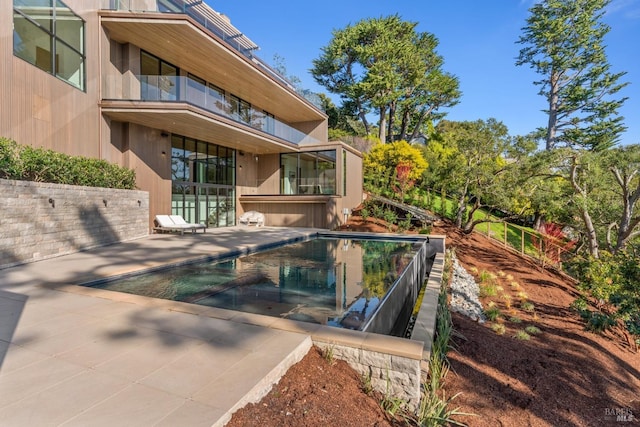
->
86, 236, 424, 331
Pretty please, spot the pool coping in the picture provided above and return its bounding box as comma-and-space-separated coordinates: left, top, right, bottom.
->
47, 231, 445, 363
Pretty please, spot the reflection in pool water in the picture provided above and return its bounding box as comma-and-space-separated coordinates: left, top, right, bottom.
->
86, 237, 423, 331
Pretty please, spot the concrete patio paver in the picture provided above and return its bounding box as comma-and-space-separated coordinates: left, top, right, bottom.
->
0, 227, 319, 426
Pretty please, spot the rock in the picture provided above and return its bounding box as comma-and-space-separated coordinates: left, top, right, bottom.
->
448, 255, 486, 323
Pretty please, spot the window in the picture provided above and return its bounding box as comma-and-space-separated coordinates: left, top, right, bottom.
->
140, 51, 178, 101
280, 151, 336, 195
187, 73, 206, 108
171, 134, 236, 227
13, 0, 85, 91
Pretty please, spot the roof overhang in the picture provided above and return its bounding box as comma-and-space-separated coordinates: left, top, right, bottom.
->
99, 11, 326, 124
100, 100, 299, 155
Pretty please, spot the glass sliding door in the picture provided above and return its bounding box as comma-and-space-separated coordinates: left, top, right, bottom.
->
170, 134, 236, 227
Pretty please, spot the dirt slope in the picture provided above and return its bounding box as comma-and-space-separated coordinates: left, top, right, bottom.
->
227, 219, 640, 427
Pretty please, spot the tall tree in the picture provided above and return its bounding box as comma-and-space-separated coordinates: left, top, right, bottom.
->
311, 15, 459, 143
530, 146, 640, 258
515, 0, 628, 151
601, 145, 640, 253
426, 119, 517, 232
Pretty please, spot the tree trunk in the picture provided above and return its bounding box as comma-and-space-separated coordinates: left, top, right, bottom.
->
355, 97, 370, 136
408, 106, 434, 143
455, 180, 470, 228
581, 208, 599, 258
533, 212, 544, 230
462, 199, 482, 234
611, 166, 640, 253
378, 105, 387, 143
398, 106, 409, 142
387, 101, 396, 143
570, 155, 599, 258
546, 70, 560, 151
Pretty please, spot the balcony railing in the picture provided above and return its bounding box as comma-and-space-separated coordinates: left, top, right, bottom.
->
127, 75, 319, 145
102, 0, 298, 93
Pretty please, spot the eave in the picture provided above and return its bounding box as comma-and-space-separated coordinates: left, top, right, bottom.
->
99, 11, 326, 125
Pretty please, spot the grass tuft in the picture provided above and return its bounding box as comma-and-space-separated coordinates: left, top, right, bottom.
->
521, 301, 535, 312
479, 283, 498, 298
514, 330, 531, 340
525, 325, 542, 335
483, 306, 502, 321
491, 323, 506, 335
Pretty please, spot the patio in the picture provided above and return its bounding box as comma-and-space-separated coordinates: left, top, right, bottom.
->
0, 227, 319, 426
0, 226, 433, 426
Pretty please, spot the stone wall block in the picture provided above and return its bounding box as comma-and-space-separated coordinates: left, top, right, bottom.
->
0, 179, 149, 268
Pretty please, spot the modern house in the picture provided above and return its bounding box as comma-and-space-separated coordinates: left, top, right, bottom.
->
1, 0, 363, 230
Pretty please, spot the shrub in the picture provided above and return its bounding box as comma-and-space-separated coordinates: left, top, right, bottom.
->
360, 207, 370, 222
514, 330, 531, 340
418, 225, 432, 234
524, 325, 541, 335
570, 250, 640, 343
483, 306, 501, 321
0, 138, 136, 189
479, 283, 498, 298
382, 209, 397, 231
491, 323, 506, 335
521, 301, 535, 312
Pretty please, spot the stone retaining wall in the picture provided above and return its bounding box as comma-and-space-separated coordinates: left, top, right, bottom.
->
314, 341, 422, 410
0, 179, 149, 269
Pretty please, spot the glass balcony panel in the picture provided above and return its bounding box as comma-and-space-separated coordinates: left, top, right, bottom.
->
126, 74, 319, 145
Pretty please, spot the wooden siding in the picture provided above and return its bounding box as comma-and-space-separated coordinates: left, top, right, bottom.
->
1, 1, 102, 158
239, 196, 338, 229
100, 12, 326, 126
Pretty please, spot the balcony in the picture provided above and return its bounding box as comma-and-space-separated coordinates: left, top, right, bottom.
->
101, 0, 322, 110
101, 75, 321, 150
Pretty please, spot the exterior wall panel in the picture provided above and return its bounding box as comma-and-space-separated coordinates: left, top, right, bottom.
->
1, 1, 362, 231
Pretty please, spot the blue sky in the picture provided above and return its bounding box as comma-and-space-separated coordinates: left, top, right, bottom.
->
209, 0, 640, 146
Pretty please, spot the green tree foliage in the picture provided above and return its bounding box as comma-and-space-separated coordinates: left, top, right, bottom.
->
311, 15, 460, 143
600, 145, 640, 252
571, 250, 640, 349
526, 145, 640, 258
363, 141, 427, 195
516, 0, 628, 151
424, 119, 516, 232
0, 138, 136, 189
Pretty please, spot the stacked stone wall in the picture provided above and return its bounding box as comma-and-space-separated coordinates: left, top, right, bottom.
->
0, 179, 149, 268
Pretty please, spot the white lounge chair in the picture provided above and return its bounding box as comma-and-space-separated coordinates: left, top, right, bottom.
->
238, 211, 265, 227
154, 215, 207, 234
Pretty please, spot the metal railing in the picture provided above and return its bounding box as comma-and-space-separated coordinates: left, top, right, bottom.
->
120, 74, 319, 145
102, 0, 306, 98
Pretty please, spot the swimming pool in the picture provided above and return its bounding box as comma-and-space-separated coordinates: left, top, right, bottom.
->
83, 233, 436, 336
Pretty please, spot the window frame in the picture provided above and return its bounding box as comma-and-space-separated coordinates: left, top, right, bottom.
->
13, 0, 86, 91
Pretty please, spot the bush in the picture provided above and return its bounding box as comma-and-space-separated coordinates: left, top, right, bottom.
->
0, 138, 136, 189
571, 251, 640, 341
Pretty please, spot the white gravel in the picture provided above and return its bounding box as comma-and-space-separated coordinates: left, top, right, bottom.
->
449, 255, 486, 323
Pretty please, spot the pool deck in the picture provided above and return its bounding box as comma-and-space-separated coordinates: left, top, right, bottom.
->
0, 227, 324, 426
0, 227, 433, 426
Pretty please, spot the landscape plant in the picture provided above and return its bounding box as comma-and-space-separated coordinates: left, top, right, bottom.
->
516, 0, 628, 151
311, 15, 460, 143
0, 138, 136, 189
531, 222, 577, 267
412, 260, 472, 426
570, 250, 640, 350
